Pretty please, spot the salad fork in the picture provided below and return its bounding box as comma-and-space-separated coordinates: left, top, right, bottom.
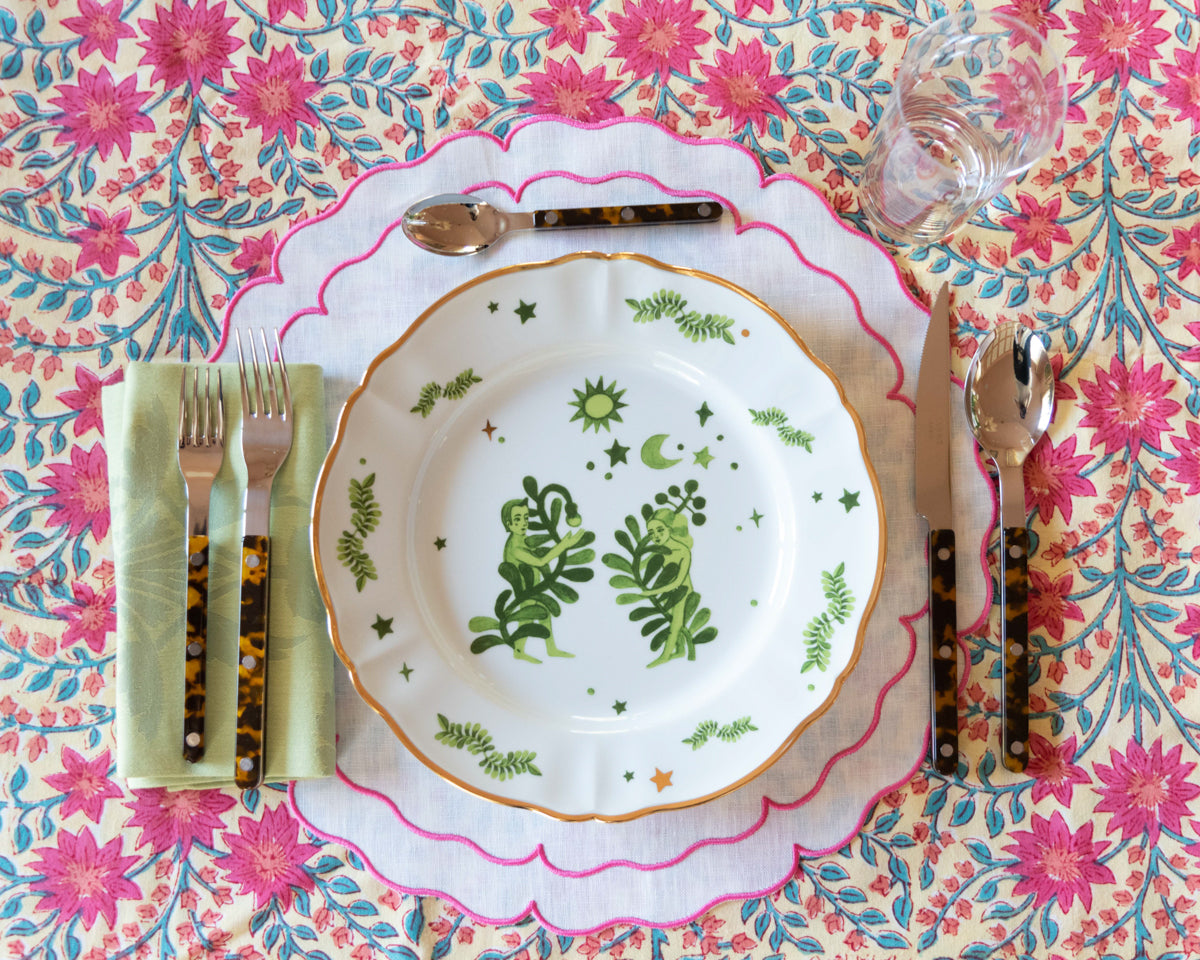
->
234, 328, 294, 789
177, 366, 225, 763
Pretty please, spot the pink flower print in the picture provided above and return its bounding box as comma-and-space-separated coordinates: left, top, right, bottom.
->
1024, 434, 1097, 523
53, 582, 116, 654
1164, 223, 1200, 281
1094, 737, 1200, 844
997, 0, 1067, 37
1078, 356, 1181, 458
1026, 733, 1091, 807
516, 56, 622, 122
1159, 48, 1200, 134
29, 828, 142, 930
227, 47, 322, 146
62, 0, 137, 61
138, 0, 244, 92
1168, 419, 1200, 495
69, 205, 139, 277
56, 364, 123, 438
267, 0, 307, 23
126, 787, 237, 855
41, 442, 110, 542
983, 57, 1063, 145
606, 0, 709, 81
231, 230, 277, 279
1029, 569, 1083, 643
733, 0, 772, 15
1066, 0, 1169, 85
1003, 810, 1115, 912
696, 39, 788, 135
1175, 604, 1200, 660
49, 67, 154, 162
531, 0, 604, 54
218, 804, 321, 909
1000, 193, 1071, 263
44, 747, 123, 823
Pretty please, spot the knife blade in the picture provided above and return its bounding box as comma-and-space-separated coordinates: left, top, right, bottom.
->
914, 283, 959, 775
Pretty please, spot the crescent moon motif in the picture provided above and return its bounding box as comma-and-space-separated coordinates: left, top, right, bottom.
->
640, 434, 682, 470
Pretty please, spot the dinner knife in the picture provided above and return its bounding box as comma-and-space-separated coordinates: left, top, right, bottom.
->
914, 283, 959, 775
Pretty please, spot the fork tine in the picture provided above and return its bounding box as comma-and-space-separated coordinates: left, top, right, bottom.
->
178, 368, 187, 447
236, 330, 252, 417
201, 368, 212, 447
274, 329, 292, 421
215, 369, 225, 445
190, 367, 201, 447
259, 327, 278, 418
250, 332, 267, 418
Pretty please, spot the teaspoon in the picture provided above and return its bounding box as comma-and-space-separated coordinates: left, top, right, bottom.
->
401, 193, 723, 256
964, 321, 1054, 773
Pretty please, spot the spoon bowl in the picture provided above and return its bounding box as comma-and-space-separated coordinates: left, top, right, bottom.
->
964, 321, 1054, 773
401, 193, 723, 256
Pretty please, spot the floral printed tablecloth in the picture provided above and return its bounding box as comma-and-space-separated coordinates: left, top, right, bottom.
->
2, 0, 1200, 957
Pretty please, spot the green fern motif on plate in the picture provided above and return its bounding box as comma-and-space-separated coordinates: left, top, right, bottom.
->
749, 406, 815, 451
802, 563, 856, 673
434, 714, 542, 780
336, 473, 380, 591
625, 289, 736, 345
410, 368, 482, 417
682, 716, 758, 750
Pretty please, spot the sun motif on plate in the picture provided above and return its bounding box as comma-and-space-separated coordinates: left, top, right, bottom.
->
568, 377, 627, 433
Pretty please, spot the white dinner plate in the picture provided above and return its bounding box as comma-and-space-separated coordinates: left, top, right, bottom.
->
312, 251, 885, 820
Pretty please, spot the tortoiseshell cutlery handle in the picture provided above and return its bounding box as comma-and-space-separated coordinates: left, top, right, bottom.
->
1000, 527, 1029, 773
234, 535, 270, 789
928, 528, 959, 775
183, 534, 209, 762
533, 201, 722, 230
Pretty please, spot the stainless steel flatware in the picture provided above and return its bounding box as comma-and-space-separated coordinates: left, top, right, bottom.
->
401, 192, 724, 255
964, 322, 1054, 773
177, 366, 225, 763
234, 329, 294, 789
915, 283, 959, 775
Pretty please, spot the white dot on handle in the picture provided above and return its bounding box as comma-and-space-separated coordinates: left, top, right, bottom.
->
1011, 741, 1025, 755
937, 546, 951, 561
1009, 544, 1023, 559
188, 642, 202, 657
939, 644, 953, 659
239, 757, 255, 771
1009, 642, 1024, 657
697, 203, 712, 217
186, 733, 201, 747
242, 655, 257, 670
620, 206, 635, 221
544, 211, 559, 225
189, 552, 204, 567
245, 553, 260, 569
939, 743, 954, 757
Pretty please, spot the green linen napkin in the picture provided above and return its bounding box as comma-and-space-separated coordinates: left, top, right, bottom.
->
105, 362, 335, 789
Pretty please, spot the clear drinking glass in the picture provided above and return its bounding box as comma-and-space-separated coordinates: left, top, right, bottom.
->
859, 10, 1067, 246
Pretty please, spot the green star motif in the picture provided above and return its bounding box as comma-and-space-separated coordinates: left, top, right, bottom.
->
372, 615, 394, 639
399, 663, 414, 681
839, 489, 861, 512
488, 301, 499, 313
749, 509, 764, 528
696, 402, 713, 426
623, 771, 635, 782
812, 491, 823, 502
605, 439, 630, 466
434, 537, 447, 550
514, 300, 536, 323
692, 446, 715, 468
612, 700, 627, 715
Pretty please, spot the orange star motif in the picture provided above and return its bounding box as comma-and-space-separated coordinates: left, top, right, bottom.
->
650, 768, 673, 792
482, 420, 497, 439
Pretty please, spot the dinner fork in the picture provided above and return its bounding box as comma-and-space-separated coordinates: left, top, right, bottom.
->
233, 328, 293, 789
178, 366, 225, 763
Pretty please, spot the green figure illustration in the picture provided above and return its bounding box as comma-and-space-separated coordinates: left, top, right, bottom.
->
642, 509, 694, 667
500, 497, 585, 662
602, 479, 717, 666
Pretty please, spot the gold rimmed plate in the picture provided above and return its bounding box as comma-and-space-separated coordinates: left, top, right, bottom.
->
312, 252, 885, 821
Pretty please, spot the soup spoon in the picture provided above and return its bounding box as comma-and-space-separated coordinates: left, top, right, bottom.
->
401, 193, 723, 256
964, 321, 1054, 773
